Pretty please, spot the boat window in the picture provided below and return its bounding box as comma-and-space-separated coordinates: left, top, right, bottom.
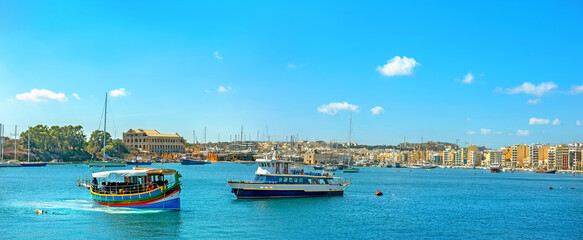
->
278, 177, 283, 183
322, 178, 329, 184
299, 178, 304, 183
293, 178, 299, 183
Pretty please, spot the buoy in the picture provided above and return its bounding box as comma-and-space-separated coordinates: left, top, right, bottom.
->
35, 209, 42, 214
570, 187, 574, 189
426, 169, 430, 171
573, 174, 576, 177
549, 187, 553, 190
375, 190, 383, 196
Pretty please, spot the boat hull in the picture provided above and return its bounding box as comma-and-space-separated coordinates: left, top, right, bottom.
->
536, 170, 557, 174
490, 167, 502, 173
0, 163, 22, 167
228, 182, 346, 199
125, 161, 152, 165
181, 159, 205, 165
91, 184, 181, 210
88, 162, 126, 167
20, 163, 48, 167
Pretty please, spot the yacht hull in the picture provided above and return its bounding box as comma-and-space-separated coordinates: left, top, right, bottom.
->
228, 182, 345, 199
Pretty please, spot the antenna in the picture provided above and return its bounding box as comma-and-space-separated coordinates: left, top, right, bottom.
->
102, 93, 107, 161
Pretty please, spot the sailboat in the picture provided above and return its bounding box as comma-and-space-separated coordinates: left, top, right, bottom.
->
343, 114, 359, 173
88, 93, 126, 168
20, 126, 47, 167
0, 124, 21, 167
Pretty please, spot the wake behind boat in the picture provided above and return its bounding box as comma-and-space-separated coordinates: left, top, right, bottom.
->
228, 149, 351, 199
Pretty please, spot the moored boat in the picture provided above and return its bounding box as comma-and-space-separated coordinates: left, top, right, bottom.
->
313, 165, 324, 170
490, 163, 502, 173
535, 168, 557, 174
228, 150, 350, 199
180, 156, 205, 165
80, 167, 182, 210
342, 167, 360, 173
20, 162, 47, 167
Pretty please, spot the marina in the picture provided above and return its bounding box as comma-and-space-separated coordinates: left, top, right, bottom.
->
0, 163, 581, 239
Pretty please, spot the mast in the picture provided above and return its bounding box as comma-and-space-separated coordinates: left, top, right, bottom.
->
348, 114, 352, 166
28, 126, 30, 163
102, 93, 107, 162
14, 125, 17, 161
0, 124, 2, 161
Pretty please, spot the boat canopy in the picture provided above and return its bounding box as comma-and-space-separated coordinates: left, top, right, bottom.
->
92, 169, 150, 178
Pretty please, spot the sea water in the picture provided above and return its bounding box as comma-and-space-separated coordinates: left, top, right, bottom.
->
0, 164, 581, 239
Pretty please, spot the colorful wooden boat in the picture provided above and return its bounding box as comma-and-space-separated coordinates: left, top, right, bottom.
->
84, 168, 182, 210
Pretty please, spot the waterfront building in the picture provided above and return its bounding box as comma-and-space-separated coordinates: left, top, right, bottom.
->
555, 145, 569, 170
455, 149, 464, 165
568, 145, 582, 170
123, 129, 186, 154
443, 149, 454, 165
469, 151, 481, 166
484, 150, 503, 167
528, 144, 550, 168
303, 152, 351, 165
548, 147, 556, 169
511, 144, 528, 168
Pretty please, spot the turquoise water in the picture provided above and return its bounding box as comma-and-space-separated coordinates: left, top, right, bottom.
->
1, 163, 581, 239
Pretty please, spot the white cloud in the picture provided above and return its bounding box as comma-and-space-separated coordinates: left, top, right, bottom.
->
552, 118, 561, 125
493, 131, 502, 135
370, 106, 385, 115
529, 117, 550, 125
376, 56, 419, 77
480, 128, 492, 134
72, 93, 81, 100
577, 120, 582, 126
213, 51, 223, 60
462, 72, 474, 84
466, 130, 476, 135
516, 130, 530, 136
318, 102, 360, 115
569, 85, 583, 95
503, 82, 557, 97
466, 117, 471, 121
109, 88, 128, 97
217, 86, 231, 92
287, 63, 296, 68
527, 98, 541, 104
15, 89, 67, 102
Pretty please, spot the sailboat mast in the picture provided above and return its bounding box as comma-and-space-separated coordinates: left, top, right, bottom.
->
348, 114, 352, 166
14, 125, 17, 160
102, 93, 107, 161
28, 127, 30, 163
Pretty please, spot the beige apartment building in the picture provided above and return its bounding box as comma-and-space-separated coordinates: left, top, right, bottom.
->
304, 152, 351, 165
123, 129, 186, 154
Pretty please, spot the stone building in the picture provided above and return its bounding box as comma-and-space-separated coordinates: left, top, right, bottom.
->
123, 129, 186, 154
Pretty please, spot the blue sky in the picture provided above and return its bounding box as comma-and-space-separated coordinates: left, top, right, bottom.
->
1, 1, 582, 147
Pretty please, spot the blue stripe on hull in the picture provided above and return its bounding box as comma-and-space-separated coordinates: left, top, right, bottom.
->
102, 198, 181, 210
231, 189, 343, 199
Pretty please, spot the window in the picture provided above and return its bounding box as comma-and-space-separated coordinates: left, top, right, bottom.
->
293, 178, 299, 183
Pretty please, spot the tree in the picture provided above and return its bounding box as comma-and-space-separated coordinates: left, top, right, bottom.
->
87, 130, 112, 154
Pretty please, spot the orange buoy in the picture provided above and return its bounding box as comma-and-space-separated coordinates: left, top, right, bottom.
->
375, 190, 383, 196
